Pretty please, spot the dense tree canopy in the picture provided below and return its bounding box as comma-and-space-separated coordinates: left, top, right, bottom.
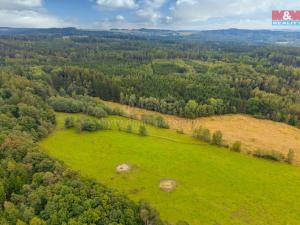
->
1, 33, 299, 126
0, 71, 163, 224
0, 28, 299, 225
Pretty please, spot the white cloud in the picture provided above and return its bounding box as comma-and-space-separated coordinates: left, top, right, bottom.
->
0, 0, 68, 28
166, 0, 300, 30
115, 15, 125, 21
2, 0, 300, 30
143, 0, 166, 8
134, 0, 166, 24
171, 0, 269, 21
0, 0, 43, 9
91, 0, 300, 30
0, 9, 67, 28
136, 8, 161, 23
171, 0, 300, 21
96, 0, 137, 9
94, 0, 167, 25
162, 16, 173, 24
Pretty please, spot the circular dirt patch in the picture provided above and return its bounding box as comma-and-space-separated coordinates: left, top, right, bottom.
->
116, 163, 131, 173
159, 179, 177, 192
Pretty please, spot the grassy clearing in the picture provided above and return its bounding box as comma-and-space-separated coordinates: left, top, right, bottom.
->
40, 113, 300, 225
105, 101, 300, 163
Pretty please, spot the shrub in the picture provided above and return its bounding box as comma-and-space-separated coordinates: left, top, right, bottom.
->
230, 141, 242, 152
201, 129, 211, 143
74, 118, 112, 132
212, 130, 223, 145
29, 217, 46, 225
36, 126, 49, 139
49, 96, 83, 113
141, 114, 169, 128
126, 124, 133, 133
49, 95, 115, 118
74, 120, 83, 133
155, 116, 169, 128
84, 106, 107, 118
109, 107, 125, 116
81, 119, 98, 131
139, 125, 147, 136
139, 201, 163, 225
253, 149, 285, 162
97, 119, 112, 130
193, 127, 211, 143
64, 117, 75, 128
286, 149, 295, 164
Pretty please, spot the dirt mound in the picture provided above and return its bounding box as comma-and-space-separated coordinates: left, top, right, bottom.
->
116, 163, 131, 173
159, 179, 177, 192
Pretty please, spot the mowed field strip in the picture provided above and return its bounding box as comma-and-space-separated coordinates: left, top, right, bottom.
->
105, 101, 300, 162
40, 113, 300, 225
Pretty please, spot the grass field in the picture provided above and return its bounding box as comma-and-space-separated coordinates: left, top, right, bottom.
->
40, 113, 300, 225
105, 101, 300, 163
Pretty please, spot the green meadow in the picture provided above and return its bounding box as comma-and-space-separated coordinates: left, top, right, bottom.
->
40, 113, 300, 225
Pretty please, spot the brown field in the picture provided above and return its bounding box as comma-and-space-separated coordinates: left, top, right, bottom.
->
105, 101, 300, 163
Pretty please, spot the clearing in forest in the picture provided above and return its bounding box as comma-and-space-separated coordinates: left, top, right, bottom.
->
40, 113, 300, 225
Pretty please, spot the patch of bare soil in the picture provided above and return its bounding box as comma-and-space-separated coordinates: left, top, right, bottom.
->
159, 179, 177, 192
116, 163, 131, 173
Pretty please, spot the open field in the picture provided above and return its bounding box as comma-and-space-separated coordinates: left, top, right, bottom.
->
40, 113, 300, 225
105, 101, 300, 163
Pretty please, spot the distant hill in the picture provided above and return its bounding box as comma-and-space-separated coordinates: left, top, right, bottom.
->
185, 28, 300, 46
1, 27, 300, 46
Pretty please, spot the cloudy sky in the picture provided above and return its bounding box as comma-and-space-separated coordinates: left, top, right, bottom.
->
0, 0, 300, 30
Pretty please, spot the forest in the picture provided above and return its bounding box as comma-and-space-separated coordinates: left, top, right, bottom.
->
0, 29, 300, 224
1, 31, 299, 126
0, 71, 163, 224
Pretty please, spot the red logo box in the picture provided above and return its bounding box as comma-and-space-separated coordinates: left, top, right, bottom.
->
272, 10, 300, 20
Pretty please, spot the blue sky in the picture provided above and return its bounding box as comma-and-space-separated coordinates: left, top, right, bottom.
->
0, 0, 300, 30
